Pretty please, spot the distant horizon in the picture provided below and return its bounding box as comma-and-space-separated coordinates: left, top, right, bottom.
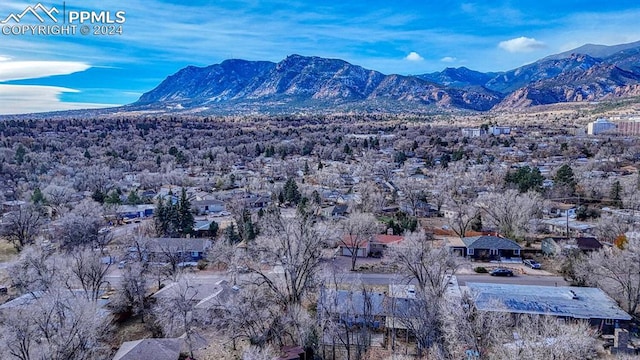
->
1, 0, 640, 114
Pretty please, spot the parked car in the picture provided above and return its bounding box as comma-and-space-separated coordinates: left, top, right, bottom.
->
523, 259, 541, 269
489, 268, 514, 277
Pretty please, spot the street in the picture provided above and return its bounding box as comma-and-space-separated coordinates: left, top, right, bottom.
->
105, 268, 569, 289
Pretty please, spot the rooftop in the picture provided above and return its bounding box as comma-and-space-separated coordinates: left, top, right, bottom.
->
467, 283, 631, 321
112, 338, 181, 360
462, 235, 521, 250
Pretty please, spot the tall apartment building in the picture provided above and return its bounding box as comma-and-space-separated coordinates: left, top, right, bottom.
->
616, 117, 640, 136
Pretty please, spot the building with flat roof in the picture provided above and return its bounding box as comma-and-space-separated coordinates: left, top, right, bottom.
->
466, 283, 631, 334
587, 118, 616, 135
615, 117, 640, 136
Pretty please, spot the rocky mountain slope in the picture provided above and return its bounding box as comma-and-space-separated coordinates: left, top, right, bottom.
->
136, 41, 640, 113
138, 55, 502, 112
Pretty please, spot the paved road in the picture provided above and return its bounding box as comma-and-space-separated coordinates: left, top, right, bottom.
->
105, 269, 568, 289
456, 273, 568, 287
336, 272, 568, 287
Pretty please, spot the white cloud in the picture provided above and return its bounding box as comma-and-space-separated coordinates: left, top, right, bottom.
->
498, 37, 546, 53
0, 56, 10, 62
441, 56, 457, 63
405, 51, 424, 61
0, 84, 115, 115
0, 60, 90, 82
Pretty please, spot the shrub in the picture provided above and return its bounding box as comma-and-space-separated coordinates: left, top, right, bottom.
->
474, 266, 488, 273
197, 259, 208, 270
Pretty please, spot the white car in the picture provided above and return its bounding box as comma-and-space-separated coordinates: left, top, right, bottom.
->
523, 259, 541, 269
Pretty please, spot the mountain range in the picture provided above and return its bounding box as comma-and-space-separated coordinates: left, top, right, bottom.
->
135, 40, 640, 114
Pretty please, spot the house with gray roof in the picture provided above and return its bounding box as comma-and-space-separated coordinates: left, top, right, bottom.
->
466, 283, 632, 335
112, 338, 182, 360
455, 235, 522, 261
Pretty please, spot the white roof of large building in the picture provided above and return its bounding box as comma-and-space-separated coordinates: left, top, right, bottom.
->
467, 283, 631, 321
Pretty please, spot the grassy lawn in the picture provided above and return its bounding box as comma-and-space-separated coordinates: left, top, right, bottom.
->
0, 241, 18, 263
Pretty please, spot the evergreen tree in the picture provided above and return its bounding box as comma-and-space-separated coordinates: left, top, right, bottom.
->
208, 220, 219, 238
154, 197, 169, 236
610, 180, 623, 208
127, 190, 142, 205
15, 144, 26, 165
343, 143, 352, 155
225, 223, 241, 245
554, 164, 577, 195
105, 190, 122, 205
92, 189, 105, 204
303, 161, 310, 175
31, 187, 46, 206
177, 188, 195, 236
84, 149, 91, 159
505, 166, 544, 193
471, 213, 483, 232
283, 178, 301, 205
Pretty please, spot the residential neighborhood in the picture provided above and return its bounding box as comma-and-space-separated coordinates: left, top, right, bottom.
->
1, 112, 640, 359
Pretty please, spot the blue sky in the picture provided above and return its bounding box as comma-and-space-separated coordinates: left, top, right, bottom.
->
1, 0, 639, 114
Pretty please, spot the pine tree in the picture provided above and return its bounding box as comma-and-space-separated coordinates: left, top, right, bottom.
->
31, 187, 46, 205
177, 188, 194, 236
92, 189, 105, 204
610, 180, 623, 208
127, 190, 142, 205
208, 220, 219, 238
283, 178, 301, 205
154, 196, 170, 236
106, 190, 122, 205
225, 223, 241, 245
554, 164, 577, 195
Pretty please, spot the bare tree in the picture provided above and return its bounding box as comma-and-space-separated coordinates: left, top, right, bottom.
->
1, 288, 113, 360
1, 205, 43, 251
63, 249, 111, 302
396, 178, 428, 217
593, 214, 634, 244
55, 200, 106, 250
577, 237, 640, 315
42, 184, 74, 218
317, 273, 374, 360
112, 261, 150, 322
244, 206, 328, 309
447, 196, 480, 240
242, 345, 279, 360
387, 230, 458, 297
212, 284, 284, 349
353, 181, 386, 214
339, 212, 378, 271
8, 245, 58, 295
490, 315, 598, 360
477, 190, 543, 240
1, 307, 38, 360
152, 276, 199, 358
393, 290, 443, 357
